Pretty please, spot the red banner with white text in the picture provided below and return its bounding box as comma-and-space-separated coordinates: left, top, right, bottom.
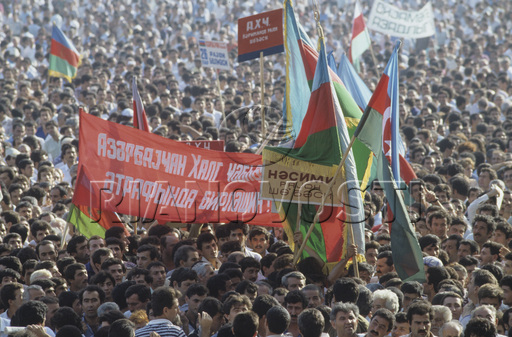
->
73, 112, 280, 226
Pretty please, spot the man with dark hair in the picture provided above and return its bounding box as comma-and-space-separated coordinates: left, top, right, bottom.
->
330, 304, 359, 337
197, 232, 221, 270
302, 285, 324, 309
135, 287, 186, 337
332, 278, 359, 305
248, 226, 270, 257
458, 239, 479, 260
233, 311, 259, 337
240, 257, 261, 282
418, 234, 441, 257
184, 284, 209, 334
461, 269, 498, 323
197, 297, 225, 337
206, 273, 231, 300
161, 229, 180, 271
147, 261, 167, 289
80, 285, 106, 337
109, 319, 135, 337
226, 221, 261, 261
252, 295, 280, 337
136, 244, 159, 269
362, 308, 395, 337
424, 267, 450, 301
170, 268, 198, 305
376, 251, 394, 280
298, 308, 324, 337
125, 284, 151, 316
479, 241, 502, 266
500, 275, 512, 306
392, 312, 409, 337
36, 240, 58, 262
464, 317, 496, 337
67, 236, 89, 264
64, 263, 88, 292
10, 300, 47, 328
101, 258, 126, 285
266, 305, 290, 337
406, 300, 433, 337
89, 248, 114, 278
427, 211, 450, 241
174, 245, 200, 269
401, 281, 423, 311
284, 290, 308, 337
0, 282, 23, 319
472, 214, 496, 248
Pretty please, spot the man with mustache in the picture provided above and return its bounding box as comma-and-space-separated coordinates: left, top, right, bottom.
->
284, 290, 308, 337
248, 226, 270, 257
360, 308, 395, 337
404, 301, 434, 337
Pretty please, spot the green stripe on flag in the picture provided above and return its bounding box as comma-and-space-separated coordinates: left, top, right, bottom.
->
67, 204, 107, 238
49, 55, 77, 81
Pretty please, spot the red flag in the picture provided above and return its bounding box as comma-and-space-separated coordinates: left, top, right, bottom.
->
348, 0, 371, 64
132, 77, 150, 132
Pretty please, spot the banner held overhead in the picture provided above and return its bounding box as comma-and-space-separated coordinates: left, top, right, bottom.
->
367, 0, 435, 38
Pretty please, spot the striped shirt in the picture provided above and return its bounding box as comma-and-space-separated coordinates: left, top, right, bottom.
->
135, 319, 187, 337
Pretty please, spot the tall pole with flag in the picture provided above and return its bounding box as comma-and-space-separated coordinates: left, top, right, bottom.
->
264, 4, 366, 268
348, 0, 372, 68
132, 77, 150, 132
354, 42, 425, 282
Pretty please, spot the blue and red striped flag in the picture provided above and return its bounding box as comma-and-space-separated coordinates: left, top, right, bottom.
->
49, 25, 81, 82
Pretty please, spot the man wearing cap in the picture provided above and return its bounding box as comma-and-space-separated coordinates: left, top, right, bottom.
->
4, 148, 20, 168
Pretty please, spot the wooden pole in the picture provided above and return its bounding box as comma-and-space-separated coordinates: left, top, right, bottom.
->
61, 222, 70, 249
216, 69, 225, 122
292, 134, 359, 265
260, 51, 266, 138
255, 118, 283, 155
368, 42, 380, 76
293, 202, 302, 260
348, 221, 359, 278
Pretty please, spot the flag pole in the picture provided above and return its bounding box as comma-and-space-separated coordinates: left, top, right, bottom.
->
260, 51, 266, 138
216, 69, 226, 122
255, 118, 283, 155
368, 42, 379, 76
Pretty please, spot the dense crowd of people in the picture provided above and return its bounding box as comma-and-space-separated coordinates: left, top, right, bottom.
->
1, 0, 512, 337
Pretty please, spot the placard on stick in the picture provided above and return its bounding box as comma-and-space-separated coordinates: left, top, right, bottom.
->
199, 40, 230, 71
238, 9, 284, 62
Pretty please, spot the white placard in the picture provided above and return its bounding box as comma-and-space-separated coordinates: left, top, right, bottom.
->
367, 0, 435, 38
199, 40, 231, 71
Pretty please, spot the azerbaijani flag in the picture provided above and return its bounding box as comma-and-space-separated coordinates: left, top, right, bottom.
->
355, 43, 424, 282
282, 0, 312, 139
132, 77, 150, 132
348, 0, 371, 65
330, 52, 416, 186
49, 25, 81, 82
283, 0, 373, 189
328, 53, 372, 113
265, 34, 365, 265
67, 204, 126, 238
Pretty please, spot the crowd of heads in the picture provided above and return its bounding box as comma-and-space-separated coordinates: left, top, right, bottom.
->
2, 0, 512, 337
